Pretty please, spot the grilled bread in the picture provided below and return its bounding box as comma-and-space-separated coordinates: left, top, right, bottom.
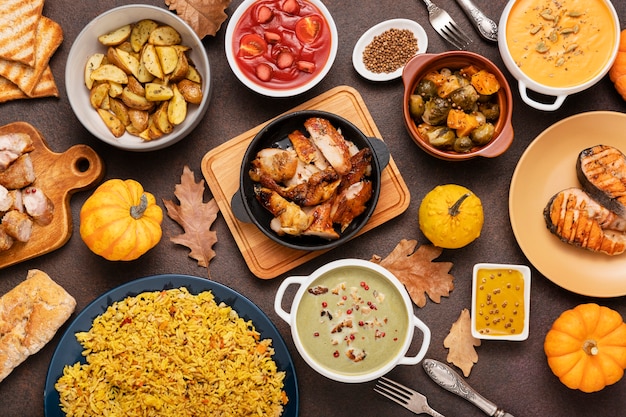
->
0, 269, 76, 382
544, 187, 626, 256
0, 0, 44, 67
576, 144, 626, 218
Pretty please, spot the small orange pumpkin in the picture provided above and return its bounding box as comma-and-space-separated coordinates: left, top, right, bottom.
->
609, 29, 626, 100
80, 179, 163, 261
544, 303, 626, 393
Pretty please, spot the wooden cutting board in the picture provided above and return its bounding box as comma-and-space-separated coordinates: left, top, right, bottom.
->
0, 122, 105, 269
201, 86, 410, 279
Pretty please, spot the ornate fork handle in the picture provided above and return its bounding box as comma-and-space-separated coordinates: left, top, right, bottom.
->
454, 0, 498, 41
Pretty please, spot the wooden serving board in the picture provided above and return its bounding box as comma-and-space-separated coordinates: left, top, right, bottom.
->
201, 86, 410, 279
0, 122, 105, 269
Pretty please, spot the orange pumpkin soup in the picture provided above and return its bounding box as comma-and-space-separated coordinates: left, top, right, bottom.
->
505, 0, 617, 88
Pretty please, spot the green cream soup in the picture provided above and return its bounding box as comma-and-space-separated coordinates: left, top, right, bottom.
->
295, 266, 409, 376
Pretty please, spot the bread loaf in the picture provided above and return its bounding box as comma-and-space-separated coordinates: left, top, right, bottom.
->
0, 269, 76, 382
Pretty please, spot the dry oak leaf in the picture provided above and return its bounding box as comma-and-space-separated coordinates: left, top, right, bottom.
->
370, 239, 454, 307
163, 165, 219, 273
443, 309, 481, 377
165, 0, 231, 38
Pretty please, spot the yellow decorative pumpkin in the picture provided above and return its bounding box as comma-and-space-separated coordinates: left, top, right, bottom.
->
544, 303, 626, 393
80, 179, 163, 261
609, 29, 626, 100
418, 184, 483, 249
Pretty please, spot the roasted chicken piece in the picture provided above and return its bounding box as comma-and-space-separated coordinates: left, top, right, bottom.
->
0, 154, 35, 189
302, 202, 340, 240
22, 186, 54, 225
331, 180, 373, 232
258, 167, 341, 207
288, 129, 328, 169
254, 185, 312, 236
2, 210, 33, 243
544, 187, 626, 255
304, 117, 352, 175
0, 227, 13, 251
248, 148, 298, 183
0, 132, 34, 171
339, 148, 372, 191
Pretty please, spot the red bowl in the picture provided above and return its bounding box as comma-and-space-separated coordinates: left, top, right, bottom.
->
402, 51, 514, 161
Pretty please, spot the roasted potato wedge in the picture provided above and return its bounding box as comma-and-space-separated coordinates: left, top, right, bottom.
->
111, 47, 140, 77
121, 87, 154, 111
96, 108, 126, 137
130, 19, 159, 52
185, 65, 202, 84
148, 25, 182, 46
177, 79, 203, 104
145, 83, 174, 101
170, 50, 189, 82
109, 97, 131, 126
156, 46, 179, 75
153, 102, 174, 134
90, 82, 110, 109
90, 64, 129, 84
85, 53, 105, 89
168, 84, 187, 125
135, 58, 156, 84
126, 75, 145, 95
97, 24, 132, 46
108, 81, 124, 98
141, 44, 164, 79
128, 109, 150, 132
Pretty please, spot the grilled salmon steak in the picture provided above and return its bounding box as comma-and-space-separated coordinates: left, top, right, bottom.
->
544, 187, 626, 256
576, 144, 626, 218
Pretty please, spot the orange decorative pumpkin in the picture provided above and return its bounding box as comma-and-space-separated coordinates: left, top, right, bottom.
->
609, 29, 626, 100
544, 303, 626, 393
80, 179, 163, 261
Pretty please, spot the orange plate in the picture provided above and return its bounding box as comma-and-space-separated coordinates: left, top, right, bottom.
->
201, 86, 410, 279
0, 122, 104, 269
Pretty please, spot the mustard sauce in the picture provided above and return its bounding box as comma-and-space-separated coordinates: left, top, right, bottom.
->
475, 268, 525, 336
505, 0, 616, 88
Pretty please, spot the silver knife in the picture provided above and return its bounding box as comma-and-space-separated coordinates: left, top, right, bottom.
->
454, 0, 498, 42
422, 359, 515, 417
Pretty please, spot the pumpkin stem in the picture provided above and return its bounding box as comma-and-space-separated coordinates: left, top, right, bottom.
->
449, 193, 471, 216
130, 194, 148, 220
582, 339, 599, 356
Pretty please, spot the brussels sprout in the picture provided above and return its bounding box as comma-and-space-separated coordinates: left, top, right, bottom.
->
470, 123, 495, 145
449, 85, 480, 111
425, 126, 456, 148
453, 136, 474, 153
415, 79, 437, 100
422, 96, 451, 126
409, 94, 425, 119
479, 101, 500, 120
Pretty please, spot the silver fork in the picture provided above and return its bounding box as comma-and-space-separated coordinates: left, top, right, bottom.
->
375, 377, 446, 416
419, 0, 473, 50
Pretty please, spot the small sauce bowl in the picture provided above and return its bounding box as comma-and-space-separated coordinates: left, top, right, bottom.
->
471, 263, 531, 341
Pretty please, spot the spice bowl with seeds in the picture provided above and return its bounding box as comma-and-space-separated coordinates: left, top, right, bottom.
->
352, 19, 428, 82
471, 263, 531, 341
498, 0, 620, 111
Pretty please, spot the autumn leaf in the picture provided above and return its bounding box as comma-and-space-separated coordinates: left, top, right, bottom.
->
443, 309, 481, 377
165, 0, 231, 38
163, 165, 219, 275
370, 239, 454, 307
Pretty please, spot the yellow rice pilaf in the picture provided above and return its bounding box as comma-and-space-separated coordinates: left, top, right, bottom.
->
55, 288, 287, 416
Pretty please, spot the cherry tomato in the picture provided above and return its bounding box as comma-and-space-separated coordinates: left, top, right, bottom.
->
239, 34, 267, 57
295, 16, 322, 43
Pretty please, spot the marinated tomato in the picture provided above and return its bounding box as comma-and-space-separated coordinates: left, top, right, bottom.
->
232, 0, 332, 89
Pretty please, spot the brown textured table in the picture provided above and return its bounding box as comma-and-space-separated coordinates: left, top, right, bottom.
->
1, 1, 625, 416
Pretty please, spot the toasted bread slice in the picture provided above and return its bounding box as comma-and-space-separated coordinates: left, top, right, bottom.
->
0, 0, 44, 67
0, 67, 58, 103
0, 17, 63, 96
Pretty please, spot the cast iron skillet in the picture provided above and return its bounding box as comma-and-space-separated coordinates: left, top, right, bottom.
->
231, 110, 390, 251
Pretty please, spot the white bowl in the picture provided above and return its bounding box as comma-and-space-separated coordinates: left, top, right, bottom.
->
225, 0, 338, 97
66, 5, 211, 151
471, 263, 531, 341
498, 0, 620, 111
275, 259, 431, 383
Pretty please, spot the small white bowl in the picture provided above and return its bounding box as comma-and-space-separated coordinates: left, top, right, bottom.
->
275, 259, 431, 383
224, 0, 338, 97
66, 5, 211, 151
471, 263, 531, 341
352, 19, 428, 82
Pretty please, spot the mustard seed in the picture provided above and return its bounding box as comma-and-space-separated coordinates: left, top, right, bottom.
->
362, 28, 418, 74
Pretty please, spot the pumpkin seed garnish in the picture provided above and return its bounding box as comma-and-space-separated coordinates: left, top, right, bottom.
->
555, 57, 565, 67
565, 43, 578, 53
567, 11, 583, 17
549, 30, 558, 43
536, 41, 550, 53
541, 12, 556, 21
530, 24, 543, 35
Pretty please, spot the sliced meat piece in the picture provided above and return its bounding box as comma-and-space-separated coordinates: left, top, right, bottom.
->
283, 159, 321, 188
7, 189, 23, 212
0, 226, 14, 251
0, 132, 34, 171
0, 154, 35, 189
2, 210, 33, 243
302, 202, 340, 240
22, 187, 54, 225
339, 148, 372, 191
249, 148, 298, 183
288, 129, 326, 166
254, 185, 312, 236
304, 117, 352, 175
284, 167, 341, 207
0, 184, 11, 212
330, 180, 373, 232
576, 144, 626, 217
544, 187, 626, 256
